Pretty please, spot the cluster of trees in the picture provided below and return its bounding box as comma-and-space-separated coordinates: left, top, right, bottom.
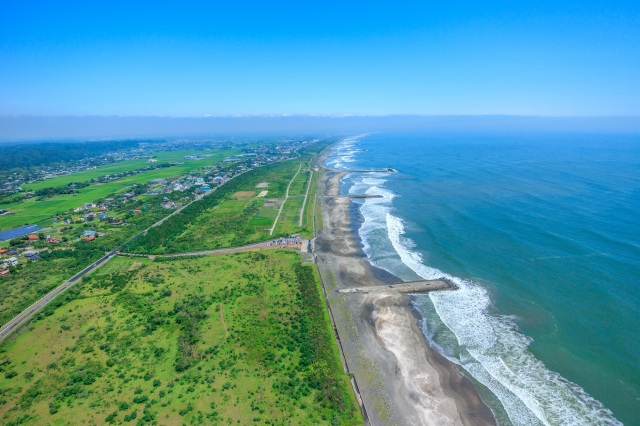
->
127, 158, 309, 254
293, 264, 351, 415
174, 294, 211, 372
0, 140, 140, 171
125, 164, 257, 253
0, 192, 25, 205
34, 181, 90, 198
0, 241, 107, 325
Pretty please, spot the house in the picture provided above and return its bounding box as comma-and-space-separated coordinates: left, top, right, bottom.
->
27, 234, 39, 241
3, 257, 18, 267
0, 269, 9, 276
0, 249, 7, 255
86, 236, 96, 242
47, 238, 58, 243
24, 252, 40, 261
83, 230, 96, 236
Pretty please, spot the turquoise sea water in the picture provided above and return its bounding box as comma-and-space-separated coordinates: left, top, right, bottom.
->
327, 133, 639, 425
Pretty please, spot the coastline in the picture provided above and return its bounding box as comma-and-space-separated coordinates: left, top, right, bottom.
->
314, 153, 496, 425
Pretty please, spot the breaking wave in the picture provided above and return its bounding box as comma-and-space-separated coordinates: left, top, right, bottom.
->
330, 137, 622, 426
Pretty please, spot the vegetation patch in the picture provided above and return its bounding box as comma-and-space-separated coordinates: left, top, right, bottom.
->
0, 252, 360, 425
231, 191, 255, 199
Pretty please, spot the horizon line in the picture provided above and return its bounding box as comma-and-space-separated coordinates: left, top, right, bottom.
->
2, 113, 640, 119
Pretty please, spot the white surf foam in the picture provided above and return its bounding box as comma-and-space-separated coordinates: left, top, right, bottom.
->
340, 160, 622, 425
384, 212, 622, 426
327, 135, 369, 170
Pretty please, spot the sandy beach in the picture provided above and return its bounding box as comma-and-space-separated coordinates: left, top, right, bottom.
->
314, 158, 496, 425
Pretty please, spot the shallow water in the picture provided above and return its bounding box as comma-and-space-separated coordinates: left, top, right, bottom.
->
327, 133, 640, 426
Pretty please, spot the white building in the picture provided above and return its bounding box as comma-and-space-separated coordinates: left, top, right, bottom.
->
3, 257, 18, 267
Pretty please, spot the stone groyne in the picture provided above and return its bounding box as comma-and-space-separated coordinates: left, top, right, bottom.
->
338, 278, 457, 295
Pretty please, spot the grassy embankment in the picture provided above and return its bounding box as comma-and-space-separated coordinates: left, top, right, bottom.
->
0, 252, 361, 425
0, 149, 238, 230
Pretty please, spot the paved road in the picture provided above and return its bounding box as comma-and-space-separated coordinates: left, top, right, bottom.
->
0, 244, 123, 342
0, 168, 249, 344
0, 158, 309, 343
120, 241, 275, 258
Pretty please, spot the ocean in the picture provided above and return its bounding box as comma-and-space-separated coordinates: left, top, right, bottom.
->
326, 133, 639, 426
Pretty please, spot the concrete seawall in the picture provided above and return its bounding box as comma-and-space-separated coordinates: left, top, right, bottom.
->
332, 195, 384, 199
338, 278, 456, 295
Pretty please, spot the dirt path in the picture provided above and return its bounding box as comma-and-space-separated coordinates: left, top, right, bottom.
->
220, 303, 229, 340
269, 163, 302, 235
298, 166, 313, 227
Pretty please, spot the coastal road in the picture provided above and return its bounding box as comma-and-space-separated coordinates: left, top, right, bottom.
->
310, 158, 371, 425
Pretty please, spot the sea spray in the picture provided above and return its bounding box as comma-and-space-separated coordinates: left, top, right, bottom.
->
388, 213, 620, 425
330, 136, 625, 426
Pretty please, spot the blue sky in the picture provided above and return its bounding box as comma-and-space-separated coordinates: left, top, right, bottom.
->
1, 1, 638, 116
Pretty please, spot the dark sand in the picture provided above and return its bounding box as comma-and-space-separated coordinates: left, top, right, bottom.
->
314, 157, 496, 426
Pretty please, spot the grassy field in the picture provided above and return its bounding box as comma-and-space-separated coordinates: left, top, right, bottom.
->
273, 165, 313, 237
130, 158, 312, 254
302, 168, 320, 238
0, 149, 236, 230
124, 139, 333, 255
21, 149, 239, 192
175, 159, 315, 249
0, 199, 170, 327
0, 252, 361, 425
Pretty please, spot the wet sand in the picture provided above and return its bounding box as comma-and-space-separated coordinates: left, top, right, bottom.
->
314, 158, 496, 426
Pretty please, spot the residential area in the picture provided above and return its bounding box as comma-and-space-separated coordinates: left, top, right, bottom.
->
0, 138, 313, 280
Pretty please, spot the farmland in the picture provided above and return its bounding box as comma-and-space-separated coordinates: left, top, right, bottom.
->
0, 252, 361, 425
21, 149, 239, 192
0, 138, 323, 332
0, 196, 171, 327
125, 142, 329, 255
0, 149, 238, 230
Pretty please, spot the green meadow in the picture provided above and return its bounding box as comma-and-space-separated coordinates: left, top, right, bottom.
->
129, 158, 315, 254
0, 149, 237, 230
0, 252, 361, 425
272, 165, 313, 237
22, 149, 239, 192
